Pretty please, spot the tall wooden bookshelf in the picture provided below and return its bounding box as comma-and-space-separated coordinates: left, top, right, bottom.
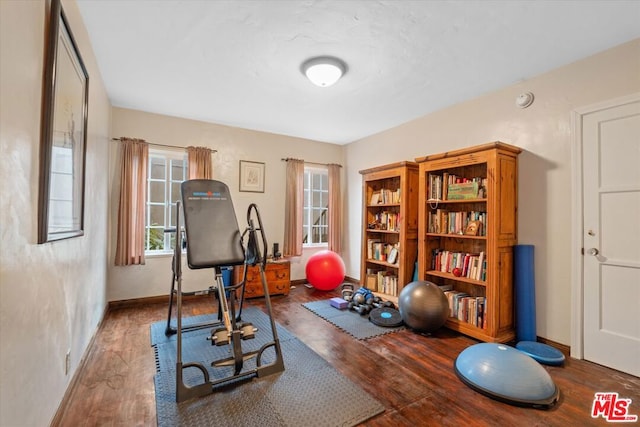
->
416, 142, 521, 343
360, 162, 419, 303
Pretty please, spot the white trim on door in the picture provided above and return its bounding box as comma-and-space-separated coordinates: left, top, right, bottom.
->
570, 92, 640, 359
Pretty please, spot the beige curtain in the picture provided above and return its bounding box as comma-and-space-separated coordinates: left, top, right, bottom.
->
187, 146, 213, 179
327, 163, 342, 253
115, 138, 149, 266
283, 158, 304, 257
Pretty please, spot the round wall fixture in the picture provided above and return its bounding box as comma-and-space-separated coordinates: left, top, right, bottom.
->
516, 92, 535, 108
301, 56, 346, 87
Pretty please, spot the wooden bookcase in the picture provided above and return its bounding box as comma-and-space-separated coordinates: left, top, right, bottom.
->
360, 161, 419, 302
416, 142, 521, 343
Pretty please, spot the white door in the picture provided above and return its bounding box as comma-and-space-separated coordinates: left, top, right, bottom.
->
582, 98, 640, 376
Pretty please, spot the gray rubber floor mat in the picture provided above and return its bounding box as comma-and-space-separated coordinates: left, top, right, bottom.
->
153, 311, 385, 427
303, 299, 405, 340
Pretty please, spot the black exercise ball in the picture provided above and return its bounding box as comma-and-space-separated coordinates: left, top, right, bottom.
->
398, 281, 449, 332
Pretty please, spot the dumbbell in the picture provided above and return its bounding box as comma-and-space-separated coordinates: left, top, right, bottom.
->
356, 304, 373, 315
341, 283, 355, 302
372, 300, 395, 309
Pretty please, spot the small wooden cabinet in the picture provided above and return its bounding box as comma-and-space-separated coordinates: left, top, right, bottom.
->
416, 142, 521, 343
233, 260, 290, 299
359, 161, 419, 302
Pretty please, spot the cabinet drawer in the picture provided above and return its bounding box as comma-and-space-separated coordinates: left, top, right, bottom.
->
245, 265, 289, 284
234, 261, 290, 299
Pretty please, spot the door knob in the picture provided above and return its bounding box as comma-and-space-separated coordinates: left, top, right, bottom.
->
587, 248, 599, 256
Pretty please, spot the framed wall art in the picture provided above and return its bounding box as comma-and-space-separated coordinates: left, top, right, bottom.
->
38, 0, 89, 243
239, 160, 265, 193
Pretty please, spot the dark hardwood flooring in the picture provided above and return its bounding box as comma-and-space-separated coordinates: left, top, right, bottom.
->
55, 284, 640, 426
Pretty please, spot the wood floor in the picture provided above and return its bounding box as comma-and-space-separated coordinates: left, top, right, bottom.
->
55, 284, 640, 426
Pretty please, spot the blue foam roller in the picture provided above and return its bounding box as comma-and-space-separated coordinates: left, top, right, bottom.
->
514, 245, 536, 342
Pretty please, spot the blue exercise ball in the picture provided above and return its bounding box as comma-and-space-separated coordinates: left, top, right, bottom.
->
398, 281, 449, 332
455, 343, 559, 408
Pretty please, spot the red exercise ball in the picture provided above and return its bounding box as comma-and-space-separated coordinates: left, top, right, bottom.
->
305, 250, 345, 291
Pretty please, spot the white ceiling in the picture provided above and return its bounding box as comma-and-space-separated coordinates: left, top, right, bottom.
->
76, 0, 640, 145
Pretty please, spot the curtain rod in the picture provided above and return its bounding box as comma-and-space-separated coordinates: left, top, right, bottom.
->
281, 158, 342, 167
111, 137, 217, 153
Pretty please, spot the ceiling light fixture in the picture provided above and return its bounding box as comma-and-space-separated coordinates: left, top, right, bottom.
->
301, 56, 346, 87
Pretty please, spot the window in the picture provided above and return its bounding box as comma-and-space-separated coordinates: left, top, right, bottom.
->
146, 149, 187, 254
48, 144, 77, 233
303, 166, 328, 246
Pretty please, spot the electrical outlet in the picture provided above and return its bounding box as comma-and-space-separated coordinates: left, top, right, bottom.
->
65, 350, 70, 375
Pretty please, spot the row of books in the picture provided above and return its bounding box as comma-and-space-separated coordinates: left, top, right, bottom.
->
366, 239, 400, 264
365, 270, 398, 296
428, 174, 487, 201
427, 209, 486, 235
369, 210, 400, 232
444, 291, 487, 329
370, 188, 401, 205
431, 250, 486, 281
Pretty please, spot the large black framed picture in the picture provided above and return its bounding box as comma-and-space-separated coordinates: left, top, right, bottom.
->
38, 0, 89, 243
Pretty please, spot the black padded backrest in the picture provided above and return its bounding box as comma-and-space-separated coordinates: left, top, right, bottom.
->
181, 180, 245, 269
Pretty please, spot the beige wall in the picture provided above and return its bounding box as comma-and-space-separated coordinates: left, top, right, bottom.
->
0, 1, 111, 426
1, 1, 637, 423
108, 108, 344, 301
344, 38, 640, 346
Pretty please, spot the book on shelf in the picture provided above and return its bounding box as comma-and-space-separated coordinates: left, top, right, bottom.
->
431, 250, 486, 281
365, 273, 377, 290
427, 174, 488, 201
428, 173, 442, 201
443, 291, 487, 328
366, 238, 379, 260
427, 210, 486, 236
371, 211, 399, 231
366, 269, 398, 295
370, 192, 380, 205
370, 188, 401, 205
367, 240, 400, 264
376, 271, 398, 295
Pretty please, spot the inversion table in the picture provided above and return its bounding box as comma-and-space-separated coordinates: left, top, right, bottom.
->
165, 179, 284, 402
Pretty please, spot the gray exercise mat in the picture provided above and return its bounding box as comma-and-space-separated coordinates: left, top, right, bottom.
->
153, 311, 385, 427
303, 299, 405, 340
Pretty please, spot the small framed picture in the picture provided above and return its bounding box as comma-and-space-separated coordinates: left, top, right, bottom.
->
239, 160, 265, 193
464, 220, 482, 236
387, 247, 399, 264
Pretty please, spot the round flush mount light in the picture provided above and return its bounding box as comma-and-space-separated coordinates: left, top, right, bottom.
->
301, 56, 346, 87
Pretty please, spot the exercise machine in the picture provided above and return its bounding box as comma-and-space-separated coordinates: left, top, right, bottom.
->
166, 179, 284, 402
